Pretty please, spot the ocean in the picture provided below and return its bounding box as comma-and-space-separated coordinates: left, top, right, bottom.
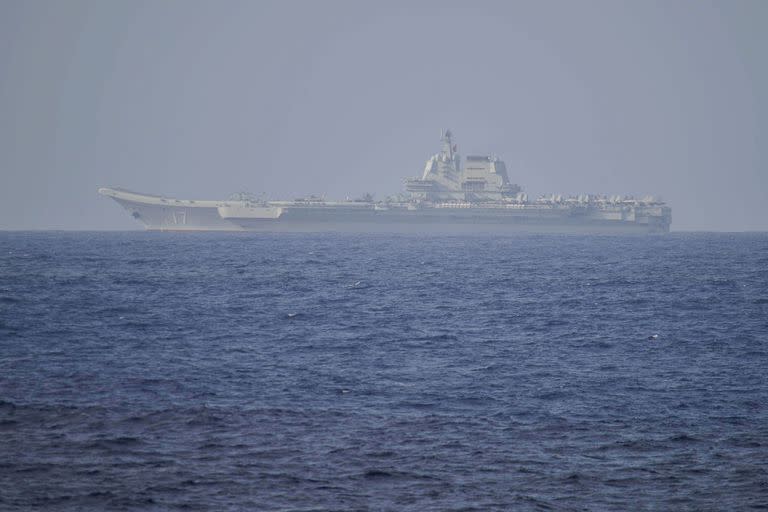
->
0, 231, 766, 511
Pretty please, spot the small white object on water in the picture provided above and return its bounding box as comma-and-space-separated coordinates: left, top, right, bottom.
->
287, 312, 298, 318
648, 334, 659, 340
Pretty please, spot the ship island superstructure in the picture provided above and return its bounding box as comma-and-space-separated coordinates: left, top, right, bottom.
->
99, 130, 671, 233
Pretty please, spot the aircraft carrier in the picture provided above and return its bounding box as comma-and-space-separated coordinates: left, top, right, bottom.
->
99, 130, 671, 233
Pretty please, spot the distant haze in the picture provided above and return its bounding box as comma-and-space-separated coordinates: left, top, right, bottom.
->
0, 0, 766, 231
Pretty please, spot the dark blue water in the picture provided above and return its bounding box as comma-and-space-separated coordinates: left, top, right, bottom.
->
1, 232, 767, 511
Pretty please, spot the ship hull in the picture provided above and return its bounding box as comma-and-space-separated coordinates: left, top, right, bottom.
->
226, 202, 669, 233
231, 211, 666, 234
100, 189, 670, 234
100, 188, 243, 231
231, 220, 659, 234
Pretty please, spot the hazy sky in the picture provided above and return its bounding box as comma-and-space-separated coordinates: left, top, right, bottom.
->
0, 0, 765, 231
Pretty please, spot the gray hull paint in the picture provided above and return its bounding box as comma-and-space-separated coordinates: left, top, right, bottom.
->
232, 220, 659, 234
111, 196, 243, 231
232, 207, 667, 234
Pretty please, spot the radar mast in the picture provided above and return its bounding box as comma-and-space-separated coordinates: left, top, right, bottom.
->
440, 129, 454, 160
